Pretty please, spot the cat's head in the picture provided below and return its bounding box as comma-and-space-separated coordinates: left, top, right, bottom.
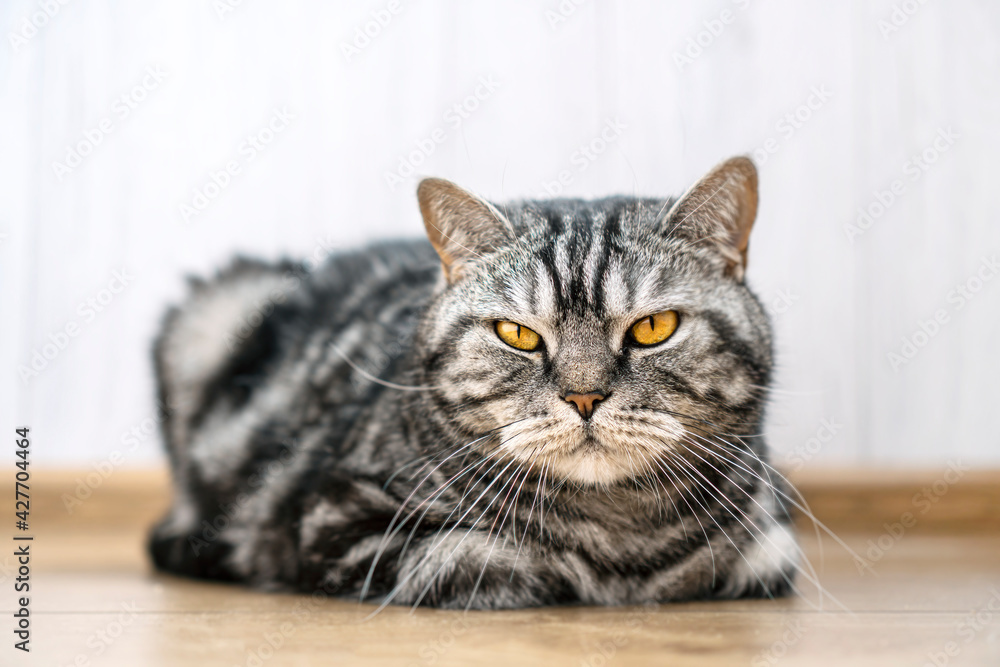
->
413, 157, 771, 486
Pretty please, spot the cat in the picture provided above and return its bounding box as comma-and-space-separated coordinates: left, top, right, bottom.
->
148, 156, 800, 610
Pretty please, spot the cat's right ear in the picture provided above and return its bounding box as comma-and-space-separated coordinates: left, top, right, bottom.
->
661, 156, 759, 282
417, 178, 512, 282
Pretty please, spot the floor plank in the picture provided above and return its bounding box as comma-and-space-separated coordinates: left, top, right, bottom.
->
5, 470, 1000, 665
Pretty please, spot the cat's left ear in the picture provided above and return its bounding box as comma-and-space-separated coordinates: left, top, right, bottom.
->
662, 156, 758, 281
417, 178, 512, 282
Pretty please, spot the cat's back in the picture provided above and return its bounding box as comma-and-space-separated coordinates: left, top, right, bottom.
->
154, 238, 441, 464
310, 238, 440, 300
300, 238, 441, 333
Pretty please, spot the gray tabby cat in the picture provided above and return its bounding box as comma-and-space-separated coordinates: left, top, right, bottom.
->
149, 156, 800, 609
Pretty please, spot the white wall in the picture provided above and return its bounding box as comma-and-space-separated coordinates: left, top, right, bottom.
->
2, 0, 998, 468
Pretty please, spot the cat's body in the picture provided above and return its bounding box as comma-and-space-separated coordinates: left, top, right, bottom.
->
150, 159, 800, 609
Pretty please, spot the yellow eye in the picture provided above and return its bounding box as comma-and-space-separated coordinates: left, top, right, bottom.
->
495, 321, 541, 351
630, 310, 679, 346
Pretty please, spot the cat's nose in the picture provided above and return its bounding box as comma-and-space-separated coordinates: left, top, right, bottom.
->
563, 391, 607, 420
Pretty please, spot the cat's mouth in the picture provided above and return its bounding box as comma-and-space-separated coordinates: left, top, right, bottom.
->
495, 410, 686, 486
567, 434, 604, 454
537, 429, 662, 486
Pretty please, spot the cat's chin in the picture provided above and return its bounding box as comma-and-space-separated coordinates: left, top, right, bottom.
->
548, 455, 633, 486
542, 442, 640, 486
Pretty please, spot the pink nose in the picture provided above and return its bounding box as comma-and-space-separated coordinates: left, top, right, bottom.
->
563, 392, 606, 419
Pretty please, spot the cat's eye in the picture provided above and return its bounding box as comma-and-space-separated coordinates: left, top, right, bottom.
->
629, 310, 679, 347
495, 321, 541, 351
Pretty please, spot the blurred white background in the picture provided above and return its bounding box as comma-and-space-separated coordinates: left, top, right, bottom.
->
2, 0, 998, 468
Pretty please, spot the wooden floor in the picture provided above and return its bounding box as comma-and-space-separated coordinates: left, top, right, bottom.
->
6, 470, 1000, 666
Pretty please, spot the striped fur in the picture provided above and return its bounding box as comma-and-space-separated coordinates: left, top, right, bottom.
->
149, 157, 799, 609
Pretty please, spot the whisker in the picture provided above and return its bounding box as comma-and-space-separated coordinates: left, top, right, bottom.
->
637, 418, 836, 607
661, 451, 793, 601
360, 420, 525, 601
404, 456, 527, 611
329, 342, 438, 391
638, 448, 717, 586
676, 434, 825, 601
665, 446, 850, 613
366, 448, 528, 616
679, 425, 844, 575
465, 448, 542, 609
510, 457, 548, 578
394, 444, 510, 570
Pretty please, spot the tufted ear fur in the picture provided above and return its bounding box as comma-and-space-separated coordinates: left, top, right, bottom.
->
663, 156, 759, 281
417, 178, 512, 283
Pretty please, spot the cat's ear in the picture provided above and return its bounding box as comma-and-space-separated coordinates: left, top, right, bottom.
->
417, 178, 512, 282
662, 156, 758, 281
